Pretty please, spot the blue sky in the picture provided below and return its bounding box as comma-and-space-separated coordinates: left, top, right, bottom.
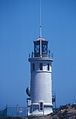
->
0, 0, 76, 107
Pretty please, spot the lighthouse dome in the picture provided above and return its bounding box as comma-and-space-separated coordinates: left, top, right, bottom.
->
36, 37, 46, 41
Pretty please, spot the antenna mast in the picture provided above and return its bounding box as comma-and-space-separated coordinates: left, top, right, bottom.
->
39, 0, 42, 37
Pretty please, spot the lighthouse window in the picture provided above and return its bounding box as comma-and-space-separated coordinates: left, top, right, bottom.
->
40, 63, 43, 70
42, 44, 47, 53
40, 102, 43, 111
35, 44, 40, 53
47, 64, 50, 70
32, 63, 35, 71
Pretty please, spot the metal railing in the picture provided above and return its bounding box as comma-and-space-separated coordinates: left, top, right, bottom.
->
0, 106, 27, 118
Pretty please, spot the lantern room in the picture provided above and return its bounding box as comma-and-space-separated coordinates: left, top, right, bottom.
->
34, 38, 48, 57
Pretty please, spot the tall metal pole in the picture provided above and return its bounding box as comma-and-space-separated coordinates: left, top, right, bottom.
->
39, 0, 42, 38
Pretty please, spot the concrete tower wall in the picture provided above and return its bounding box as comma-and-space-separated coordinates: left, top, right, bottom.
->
30, 60, 52, 105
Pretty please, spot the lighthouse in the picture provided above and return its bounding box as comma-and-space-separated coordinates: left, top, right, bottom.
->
26, 36, 53, 116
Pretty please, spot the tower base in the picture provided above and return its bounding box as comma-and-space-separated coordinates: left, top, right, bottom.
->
28, 114, 52, 119
28, 108, 53, 116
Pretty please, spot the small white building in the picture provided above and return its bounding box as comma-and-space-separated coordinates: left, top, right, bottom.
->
26, 37, 53, 116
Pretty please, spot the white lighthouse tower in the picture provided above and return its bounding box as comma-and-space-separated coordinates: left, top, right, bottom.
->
27, 36, 53, 116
